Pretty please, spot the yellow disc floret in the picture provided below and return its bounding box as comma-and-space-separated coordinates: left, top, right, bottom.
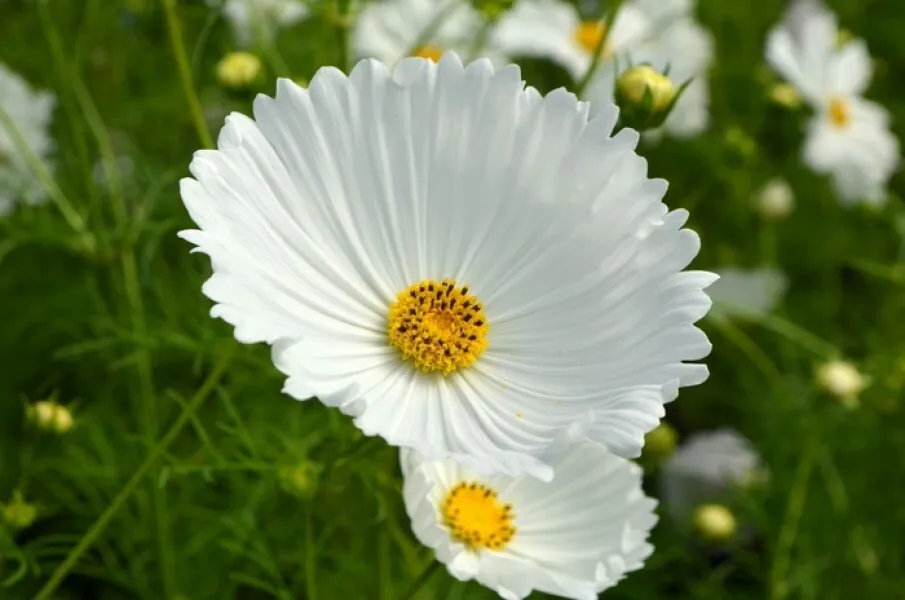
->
574, 21, 611, 56
829, 96, 850, 128
387, 279, 488, 375
442, 481, 516, 551
412, 45, 445, 63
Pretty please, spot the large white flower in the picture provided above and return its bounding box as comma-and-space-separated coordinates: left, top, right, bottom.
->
354, 0, 506, 67
179, 53, 715, 480
402, 442, 658, 600
212, 0, 310, 47
766, 0, 899, 205
493, 0, 714, 137
0, 63, 55, 216
659, 429, 765, 521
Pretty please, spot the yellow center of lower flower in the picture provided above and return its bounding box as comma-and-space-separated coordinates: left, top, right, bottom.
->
829, 96, 850, 128
387, 279, 488, 375
574, 21, 611, 56
442, 481, 515, 551
412, 45, 445, 63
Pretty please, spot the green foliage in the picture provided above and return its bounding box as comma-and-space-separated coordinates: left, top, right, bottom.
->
1, 0, 904, 598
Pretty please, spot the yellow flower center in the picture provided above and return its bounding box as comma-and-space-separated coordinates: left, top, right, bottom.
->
574, 20, 611, 56
442, 481, 515, 551
412, 45, 445, 63
387, 279, 488, 375
829, 96, 850, 128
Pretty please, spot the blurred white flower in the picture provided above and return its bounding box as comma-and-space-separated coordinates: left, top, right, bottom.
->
816, 359, 867, 407
765, 0, 899, 205
211, 0, 310, 47
354, 0, 506, 66
660, 429, 765, 521
0, 62, 55, 216
755, 178, 795, 219
707, 267, 787, 321
179, 53, 715, 480
402, 443, 658, 600
493, 0, 714, 138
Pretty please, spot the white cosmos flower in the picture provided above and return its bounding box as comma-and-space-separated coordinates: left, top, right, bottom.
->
211, 0, 310, 47
179, 53, 715, 480
707, 267, 787, 321
402, 442, 658, 600
0, 62, 55, 216
659, 429, 765, 521
493, 0, 714, 137
354, 0, 506, 67
766, 0, 900, 205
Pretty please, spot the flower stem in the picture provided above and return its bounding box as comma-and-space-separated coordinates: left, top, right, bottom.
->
575, 0, 625, 99
400, 560, 441, 600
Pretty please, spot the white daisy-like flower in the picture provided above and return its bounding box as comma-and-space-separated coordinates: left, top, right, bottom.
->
179, 53, 715, 480
0, 62, 55, 216
706, 267, 787, 321
493, 0, 714, 137
765, 0, 900, 205
659, 429, 764, 521
354, 0, 506, 67
211, 0, 310, 47
402, 442, 658, 600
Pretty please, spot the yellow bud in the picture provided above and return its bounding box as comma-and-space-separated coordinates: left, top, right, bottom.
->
643, 423, 678, 460
28, 401, 74, 434
617, 65, 676, 113
2, 494, 37, 531
216, 52, 262, 89
692, 504, 736, 541
816, 360, 867, 408
768, 83, 802, 109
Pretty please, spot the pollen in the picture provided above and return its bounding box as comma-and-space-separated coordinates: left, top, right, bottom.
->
442, 481, 516, 551
829, 96, 850, 128
412, 45, 445, 63
387, 279, 488, 375
574, 21, 612, 56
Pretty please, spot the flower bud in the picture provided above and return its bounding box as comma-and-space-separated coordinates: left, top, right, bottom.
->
278, 460, 322, 500
615, 65, 680, 131
643, 422, 678, 461
816, 360, 866, 408
768, 83, 802, 109
692, 503, 736, 542
755, 178, 794, 220
27, 401, 74, 434
216, 52, 262, 90
2, 493, 37, 531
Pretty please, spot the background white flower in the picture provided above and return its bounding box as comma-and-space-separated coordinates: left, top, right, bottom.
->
766, 0, 900, 205
354, 0, 506, 66
212, 0, 310, 47
706, 267, 787, 321
493, 0, 714, 138
659, 429, 765, 521
402, 442, 658, 600
179, 53, 714, 481
0, 62, 55, 216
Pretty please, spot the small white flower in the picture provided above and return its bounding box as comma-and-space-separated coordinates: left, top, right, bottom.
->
402, 442, 658, 600
493, 0, 714, 137
354, 0, 506, 67
755, 177, 795, 219
766, 0, 899, 205
707, 267, 787, 321
179, 53, 714, 480
659, 429, 764, 521
212, 0, 309, 47
816, 359, 866, 406
0, 62, 55, 216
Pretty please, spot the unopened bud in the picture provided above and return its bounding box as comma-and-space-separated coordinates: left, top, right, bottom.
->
643, 423, 678, 461
2, 493, 37, 531
725, 126, 757, 159
816, 360, 866, 408
216, 52, 262, 89
278, 461, 322, 500
768, 83, 802, 109
615, 65, 680, 131
28, 401, 74, 434
692, 503, 736, 542
755, 178, 794, 219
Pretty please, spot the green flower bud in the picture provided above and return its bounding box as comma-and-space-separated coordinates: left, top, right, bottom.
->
278, 461, 323, 500
692, 503, 736, 542
2, 494, 37, 531
614, 65, 684, 132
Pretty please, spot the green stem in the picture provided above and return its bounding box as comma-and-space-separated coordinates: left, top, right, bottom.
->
161, 0, 214, 149
770, 439, 816, 600
751, 313, 838, 358
399, 560, 441, 600
575, 0, 625, 99
32, 349, 235, 600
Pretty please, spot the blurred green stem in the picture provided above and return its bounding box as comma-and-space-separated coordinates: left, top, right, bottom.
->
161, 0, 214, 149
400, 560, 441, 600
575, 0, 624, 99
752, 313, 838, 358
770, 439, 816, 600
32, 349, 235, 600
